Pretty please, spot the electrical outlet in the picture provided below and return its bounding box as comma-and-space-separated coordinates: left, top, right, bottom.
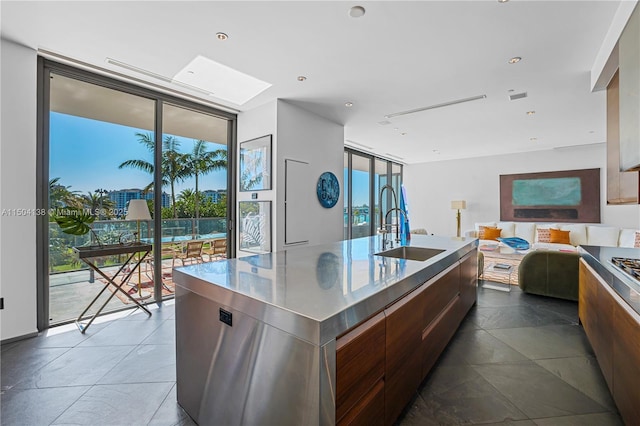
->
219, 308, 232, 326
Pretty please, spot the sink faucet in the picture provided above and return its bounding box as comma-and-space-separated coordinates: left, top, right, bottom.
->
378, 184, 407, 249
385, 207, 408, 244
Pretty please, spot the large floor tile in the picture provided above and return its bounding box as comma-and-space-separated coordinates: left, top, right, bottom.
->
473, 305, 571, 330
13, 345, 135, 389
98, 344, 176, 384
78, 317, 164, 347
1, 346, 69, 389
52, 382, 173, 425
142, 319, 176, 345
148, 384, 197, 426
474, 362, 608, 418
535, 356, 616, 411
447, 329, 529, 365
532, 412, 623, 425
416, 365, 527, 424
0, 385, 89, 425
488, 324, 593, 360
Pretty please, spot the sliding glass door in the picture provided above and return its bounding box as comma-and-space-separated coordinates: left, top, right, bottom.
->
41, 60, 235, 327
343, 148, 403, 240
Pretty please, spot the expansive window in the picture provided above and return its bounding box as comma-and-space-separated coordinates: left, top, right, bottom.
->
343, 148, 402, 240
40, 60, 235, 328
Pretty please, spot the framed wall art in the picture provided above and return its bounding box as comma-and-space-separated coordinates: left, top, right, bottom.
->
239, 201, 272, 253
240, 135, 272, 191
500, 168, 600, 223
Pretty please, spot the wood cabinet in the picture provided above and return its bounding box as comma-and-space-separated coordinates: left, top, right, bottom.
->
579, 259, 640, 424
336, 312, 385, 425
336, 250, 478, 426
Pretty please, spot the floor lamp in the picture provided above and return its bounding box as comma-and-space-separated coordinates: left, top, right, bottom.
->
451, 200, 466, 238
126, 199, 152, 300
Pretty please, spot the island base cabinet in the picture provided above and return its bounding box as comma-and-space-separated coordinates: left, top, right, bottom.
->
579, 259, 640, 424
336, 312, 386, 425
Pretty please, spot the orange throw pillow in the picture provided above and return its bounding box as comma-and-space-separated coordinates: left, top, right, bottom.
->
483, 227, 502, 241
549, 228, 571, 245
478, 226, 495, 239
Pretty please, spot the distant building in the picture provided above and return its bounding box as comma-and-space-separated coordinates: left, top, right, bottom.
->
109, 189, 170, 212
202, 190, 227, 203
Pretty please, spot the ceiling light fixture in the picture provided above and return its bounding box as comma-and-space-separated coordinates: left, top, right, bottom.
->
345, 102, 354, 107
508, 56, 522, 64
349, 6, 366, 18
384, 94, 486, 119
297, 76, 307, 82
526, 110, 536, 116
400, 132, 407, 136
498, 0, 510, 3
530, 137, 538, 141
216, 32, 228, 41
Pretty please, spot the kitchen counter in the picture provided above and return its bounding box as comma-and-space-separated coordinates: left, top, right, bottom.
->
578, 245, 640, 315
174, 234, 477, 425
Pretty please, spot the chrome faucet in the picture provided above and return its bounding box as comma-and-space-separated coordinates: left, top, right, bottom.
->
385, 207, 408, 244
378, 184, 407, 249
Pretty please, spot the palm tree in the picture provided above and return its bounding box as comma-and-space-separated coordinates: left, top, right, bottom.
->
119, 132, 190, 219
80, 192, 115, 219
48, 177, 81, 210
185, 140, 227, 218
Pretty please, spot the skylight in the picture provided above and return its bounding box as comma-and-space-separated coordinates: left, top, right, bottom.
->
173, 55, 272, 105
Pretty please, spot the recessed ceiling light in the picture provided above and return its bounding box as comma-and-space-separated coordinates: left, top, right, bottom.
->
589, 130, 595, 133
393, 128, 399, 131
508, 89, 515, 92
526, 110, 536, 116
297, 76, 307, 82
432, 149, 441, 154
349, 6, 366, 18
498, 0, 509, 3
530, 138, 538, 141
216, 32, 228, 41
508, 56, 522, 64
345, 102, 353, 107
400, 132, 407, 136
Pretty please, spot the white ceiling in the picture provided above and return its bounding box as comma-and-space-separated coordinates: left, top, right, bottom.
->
0, 1, 628, 164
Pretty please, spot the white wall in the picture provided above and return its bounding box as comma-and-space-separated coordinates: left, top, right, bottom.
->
0, 40, 38, 340
275, 100, 343, 250
237, 101, 277, 257
405, 145, 640, 237
237, 100, 344, 254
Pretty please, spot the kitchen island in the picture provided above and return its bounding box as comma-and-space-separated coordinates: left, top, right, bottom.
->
174, 234, 477, 425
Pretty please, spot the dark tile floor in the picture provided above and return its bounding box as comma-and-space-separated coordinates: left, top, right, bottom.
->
0, 286, 623, 425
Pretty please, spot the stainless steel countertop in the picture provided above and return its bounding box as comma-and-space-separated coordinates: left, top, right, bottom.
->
578, 245, 640, 315
174, 234, 477, 345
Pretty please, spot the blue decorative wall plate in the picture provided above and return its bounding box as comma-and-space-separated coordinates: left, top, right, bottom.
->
316, 172, 339, 208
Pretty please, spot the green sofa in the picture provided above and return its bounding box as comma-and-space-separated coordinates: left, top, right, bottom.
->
518, 251, 580, 301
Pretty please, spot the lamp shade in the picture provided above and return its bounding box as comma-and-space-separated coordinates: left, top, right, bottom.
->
451, 200, 466, 210
126, 199, 151, 221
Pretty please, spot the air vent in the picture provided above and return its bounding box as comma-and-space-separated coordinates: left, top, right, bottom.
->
345, 140, 374, 150
384, 95, 486, 119
509, 92, 528, 101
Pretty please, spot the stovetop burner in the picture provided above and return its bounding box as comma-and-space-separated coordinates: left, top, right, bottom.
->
611, 257, 640, 280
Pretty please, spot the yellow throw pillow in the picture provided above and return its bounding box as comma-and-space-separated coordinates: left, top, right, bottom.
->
483, 227, 502, 241
549, 228, 571, 245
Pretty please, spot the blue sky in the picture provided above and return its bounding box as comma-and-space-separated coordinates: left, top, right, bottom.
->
50, 112, 227, 196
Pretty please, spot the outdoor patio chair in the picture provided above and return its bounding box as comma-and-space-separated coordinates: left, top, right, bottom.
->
205, 238, 227, 262
175, 240, 205, 266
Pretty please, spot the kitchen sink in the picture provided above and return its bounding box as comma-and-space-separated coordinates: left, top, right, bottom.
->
375, 246, 445, 262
